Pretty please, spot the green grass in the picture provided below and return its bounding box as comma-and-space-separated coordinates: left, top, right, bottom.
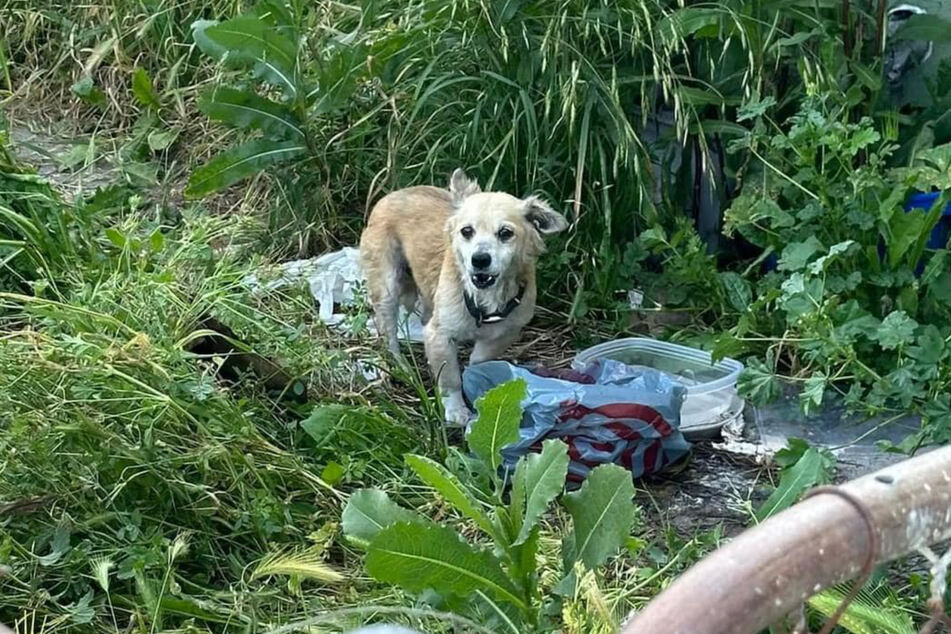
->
0, 131, 444, 629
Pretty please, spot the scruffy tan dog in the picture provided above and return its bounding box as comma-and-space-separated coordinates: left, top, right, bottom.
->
360, 169, 568, 425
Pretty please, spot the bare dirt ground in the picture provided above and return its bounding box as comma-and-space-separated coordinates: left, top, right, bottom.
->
10, 123, 119, 199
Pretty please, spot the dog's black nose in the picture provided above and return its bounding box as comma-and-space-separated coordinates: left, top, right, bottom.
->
471, 252, 492, 270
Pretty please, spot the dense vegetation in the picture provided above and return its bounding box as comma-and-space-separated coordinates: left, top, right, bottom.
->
2, 0, 950, 631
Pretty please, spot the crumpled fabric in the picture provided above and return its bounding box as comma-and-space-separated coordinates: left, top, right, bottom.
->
463, 359, 691, 481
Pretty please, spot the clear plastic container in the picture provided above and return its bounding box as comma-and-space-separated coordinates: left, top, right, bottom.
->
572, 338, 744, 437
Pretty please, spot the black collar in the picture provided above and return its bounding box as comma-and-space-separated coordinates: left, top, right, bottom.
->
464, 285, 526, 327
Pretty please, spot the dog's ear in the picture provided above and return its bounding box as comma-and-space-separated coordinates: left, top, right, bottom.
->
523, 195, 568, 235
449, 168, 481, 206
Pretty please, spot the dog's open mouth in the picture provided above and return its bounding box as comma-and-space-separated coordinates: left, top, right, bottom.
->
471, 273, 497, 289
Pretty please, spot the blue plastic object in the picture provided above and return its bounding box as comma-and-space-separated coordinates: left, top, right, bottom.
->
906, 191, 951, 249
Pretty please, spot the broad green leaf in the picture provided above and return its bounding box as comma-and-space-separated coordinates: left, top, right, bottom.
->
738, 356, 782, 405
341, 489, 420, 544
185, 139, 305, 198
657, 7, 721, 46
847, 128, 880, 156
773, 437, 812, 469
467, 379, 526, 474
719, 271, 752, 312
808, 240, 855, 275
132, 68, 159, 110
147, 129, 178, 152
737, 95, 777, 122
148, 229, 164, 252
191, 20, 228, 60
836, 312, 881, 343
800, 372, 828, 415
908, 325, 947, 366
405, 454, 495, 536
66, 590, 94, 625
321, 461, 345, 486
912, 146, 951, 190
510, 439, 569, 545
198, 87, 305, 139
301, 404, 350, 448
38, 526, 71, 566
780, 273, 825, 320
510, 525, 540, 582
562, 463, 635, 570
778, 236, 823, 271
894, 14, 951, 43
104, 228, 127, 249
851, 62, 882, 93
756, 447, 832, 521
255, 0, 297, 32
874, 311, 918, 351
201, 16, 299, 95
71, 76, 106, 108
366, 522, 526, 609
712, 331, 748, 362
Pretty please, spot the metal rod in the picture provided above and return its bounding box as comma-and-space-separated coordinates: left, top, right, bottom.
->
624, 446, 951, 634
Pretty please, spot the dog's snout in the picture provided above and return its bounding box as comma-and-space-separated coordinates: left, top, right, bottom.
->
471, 252, 492, 270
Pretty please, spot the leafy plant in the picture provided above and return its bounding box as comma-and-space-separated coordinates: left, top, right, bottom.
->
697, 92, 951, 445
756, 439, 836, 522
342, 379, 637, 632
187, 4, 311, 198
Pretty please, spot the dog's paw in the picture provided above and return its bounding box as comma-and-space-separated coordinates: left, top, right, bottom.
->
442, 393, 472, 427
444, 405, 472, 427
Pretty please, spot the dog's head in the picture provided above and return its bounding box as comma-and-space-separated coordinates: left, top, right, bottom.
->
445, 168, 568, 291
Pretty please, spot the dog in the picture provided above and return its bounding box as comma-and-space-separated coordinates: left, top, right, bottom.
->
360, 169, 568, 425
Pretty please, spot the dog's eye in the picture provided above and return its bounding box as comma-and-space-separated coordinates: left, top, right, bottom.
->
460, 226, 474, 240
497, 227, 514, 241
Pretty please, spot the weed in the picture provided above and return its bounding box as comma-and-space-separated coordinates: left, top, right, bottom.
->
342, 379, 637, 633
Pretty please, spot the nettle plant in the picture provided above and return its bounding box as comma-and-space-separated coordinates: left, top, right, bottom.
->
341, 380, 636, 633
722, 93, 951, 446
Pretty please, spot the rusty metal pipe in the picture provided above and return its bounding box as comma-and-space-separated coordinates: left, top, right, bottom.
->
625, 446, 951, 634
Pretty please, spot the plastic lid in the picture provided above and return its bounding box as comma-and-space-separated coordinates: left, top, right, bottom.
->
572, 337, 743, 395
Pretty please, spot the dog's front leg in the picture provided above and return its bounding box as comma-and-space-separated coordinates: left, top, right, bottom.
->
470, 331, 521, 365
424, 323, 470, 426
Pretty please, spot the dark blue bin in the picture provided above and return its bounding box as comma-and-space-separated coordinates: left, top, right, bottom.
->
905, 192, 951, 249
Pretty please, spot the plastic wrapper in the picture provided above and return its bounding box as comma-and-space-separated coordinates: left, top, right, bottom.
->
463, 360, 691, 481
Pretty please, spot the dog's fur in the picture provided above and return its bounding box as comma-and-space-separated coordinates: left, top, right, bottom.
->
360, 169, 568, 424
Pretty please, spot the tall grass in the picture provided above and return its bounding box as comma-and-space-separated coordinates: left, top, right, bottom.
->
0, 133, 443, 630
3, 0, 868, 305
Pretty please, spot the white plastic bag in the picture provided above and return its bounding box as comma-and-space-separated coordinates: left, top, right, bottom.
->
244, 248, 424, 341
